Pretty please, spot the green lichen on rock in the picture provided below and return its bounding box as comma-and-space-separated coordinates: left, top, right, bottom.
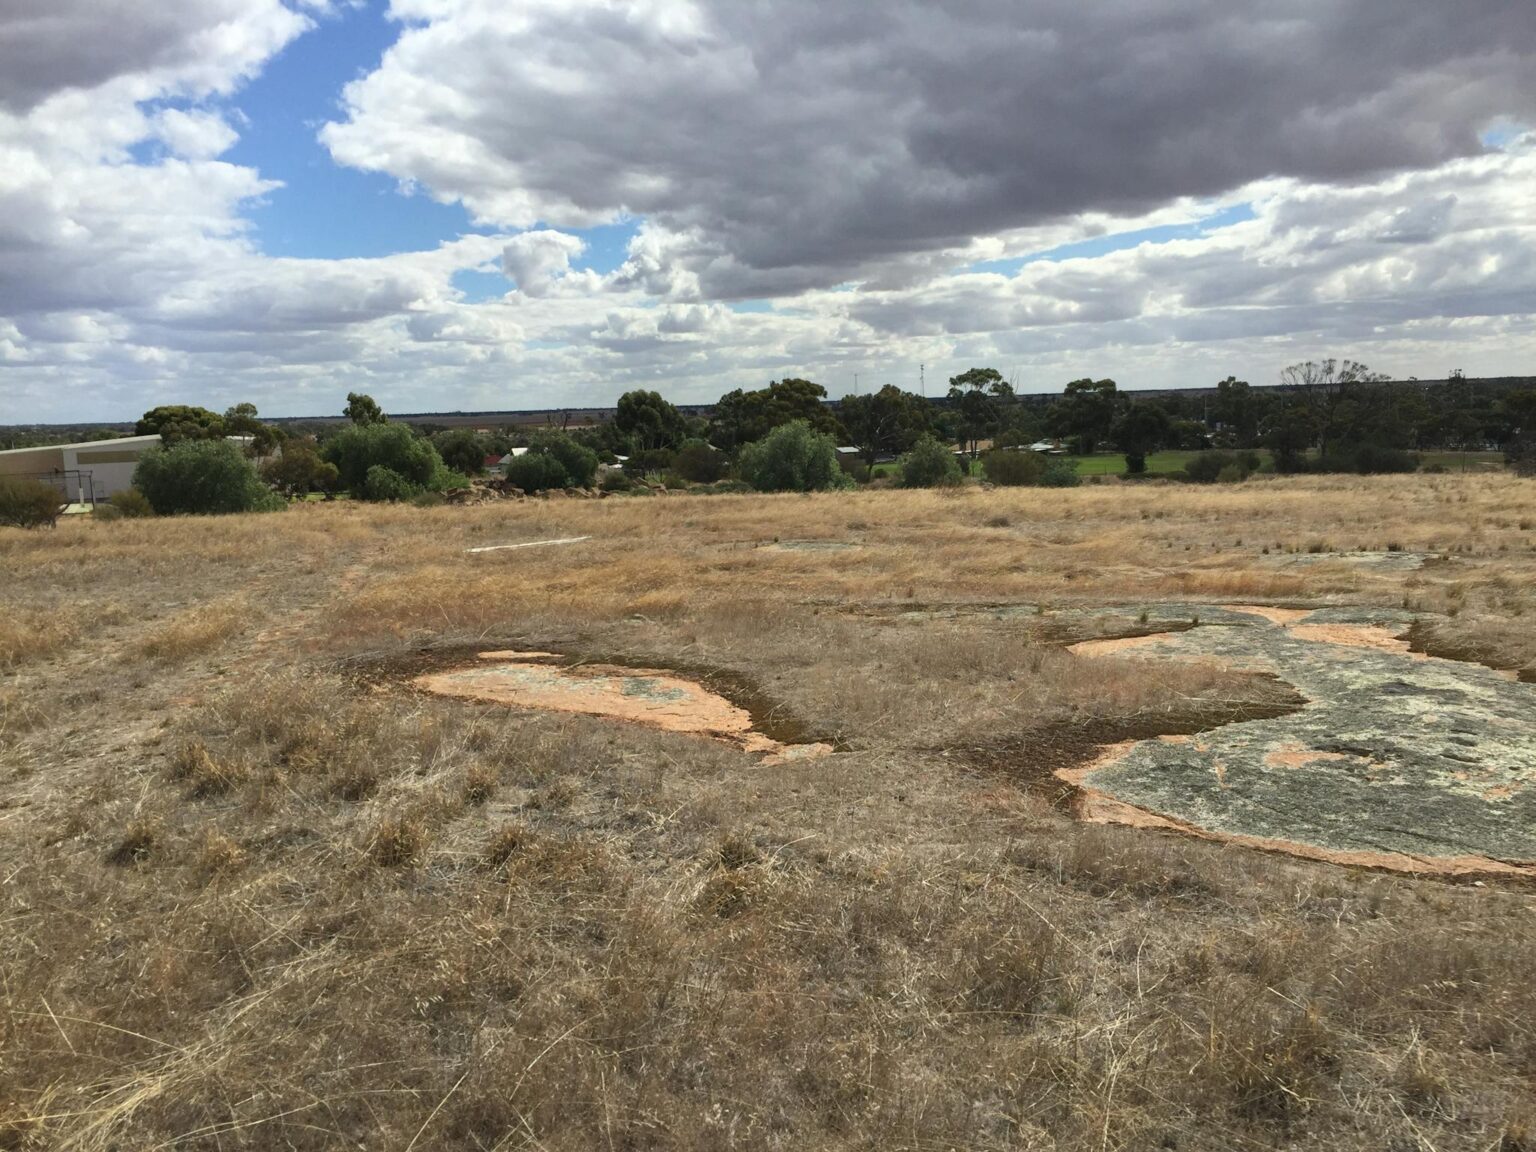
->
1075, 606, 1536, 868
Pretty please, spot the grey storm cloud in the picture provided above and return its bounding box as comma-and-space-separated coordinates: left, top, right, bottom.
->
323, 0, 1536, 297
3, 0, 1536, 423
0, 0, 306, 111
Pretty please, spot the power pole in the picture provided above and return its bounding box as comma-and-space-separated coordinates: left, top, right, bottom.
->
920, 364, 925, 398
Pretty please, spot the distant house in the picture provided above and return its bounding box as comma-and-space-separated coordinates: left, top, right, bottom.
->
483, 454, 504, 474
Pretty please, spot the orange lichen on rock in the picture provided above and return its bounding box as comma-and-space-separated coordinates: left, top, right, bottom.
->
1225, 605, 1312, 626
1055, 744, 1193, 832
1262, 742, 1374, 770
1065, 633, 1176, 658
416, 658, 828, 762
1289, 623, 1423, 656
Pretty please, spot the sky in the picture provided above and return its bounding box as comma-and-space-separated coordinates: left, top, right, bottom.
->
1, 1, 1534, 423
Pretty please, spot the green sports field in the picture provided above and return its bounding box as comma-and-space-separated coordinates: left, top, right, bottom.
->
866, 446, 1507, 482
1058, 450, 1207, 476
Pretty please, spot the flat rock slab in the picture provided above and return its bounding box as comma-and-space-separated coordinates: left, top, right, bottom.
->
1067, 605, 1536, 876
415, 659, 830, 763
1275, 551, 1432, 572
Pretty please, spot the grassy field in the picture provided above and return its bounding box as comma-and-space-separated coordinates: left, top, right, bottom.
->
1418, 450, 1508, 472
874, 448, 1509, 481
869, 450, 1205, 479
1057, 449, 1206, 476
3, 475, 1536, 1150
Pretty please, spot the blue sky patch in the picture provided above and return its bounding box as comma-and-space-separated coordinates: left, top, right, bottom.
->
451, 268, 511, 303
214, 4, 643, 270
223, 2, 498, 259
967, 202, 1258, 276
570, 221, 640, 274
1480, 121, 1529, 150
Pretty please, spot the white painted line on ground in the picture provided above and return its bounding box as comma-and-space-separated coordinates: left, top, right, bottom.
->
466, 536, 592, 554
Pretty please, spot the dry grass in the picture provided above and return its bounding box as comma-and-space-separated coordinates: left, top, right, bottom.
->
0, 602, 127, 670
133, 595, 256, 663
1, 474, 1534, 1150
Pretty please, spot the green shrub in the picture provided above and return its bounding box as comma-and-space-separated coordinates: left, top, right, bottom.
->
503, 452, 570, 494
1349, 444, 1419, 475
260, 441, 341, 499
108, 488, 155, 517
432, 429, 487, 476
362, 465, 421, 502
409, 490, 445, 508
133, 440, 284, 515
622, 448, 676, 476
672, 439, 728, 483
1039, 459, 1081, 488
736, 421, 853, 492
598, 470, 636, 493
529, 432, 599, 488
981, 449, 1047, 486
1185, 450, 1259, 483
497, 434, 599, 493
1310, 445, 1418, 475
978, 451, 1079, 487
898, 435, 964, 488
1508, 435, 1536, 477
706, 479, 754, 495
0, 478, 65, 528
322, 423, 442, 497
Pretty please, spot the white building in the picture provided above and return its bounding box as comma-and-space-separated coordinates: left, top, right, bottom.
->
0, 435, 164, 503
0, 434, 260, 504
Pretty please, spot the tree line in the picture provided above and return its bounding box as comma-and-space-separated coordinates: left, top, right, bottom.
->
5, 363, 1532, 526
130, 364, 1536, 510
575, 362, 1536, 479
